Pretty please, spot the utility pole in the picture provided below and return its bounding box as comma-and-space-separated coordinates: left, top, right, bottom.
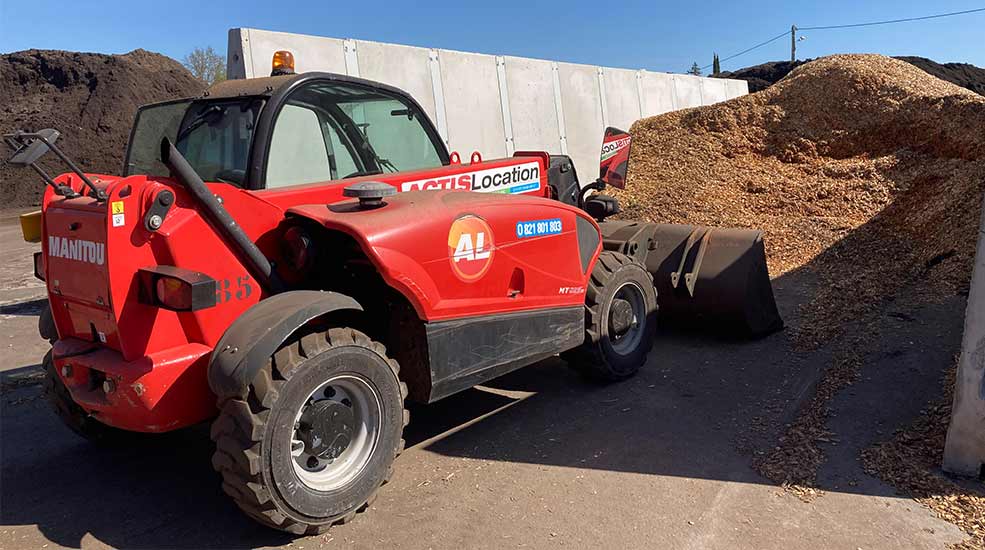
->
791, 25, 797, 62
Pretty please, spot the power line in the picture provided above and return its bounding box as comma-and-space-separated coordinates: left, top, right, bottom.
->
699, 31, 789, 71
800, 7, 985, 30
693, 6, 985, 72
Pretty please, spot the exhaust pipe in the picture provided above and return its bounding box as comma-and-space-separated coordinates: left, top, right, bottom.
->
160, 138, 283, 294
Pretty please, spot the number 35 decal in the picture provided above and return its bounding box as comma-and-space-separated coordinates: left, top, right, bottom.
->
215, 275, 253, 304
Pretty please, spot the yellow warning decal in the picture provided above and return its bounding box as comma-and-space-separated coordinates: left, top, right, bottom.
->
111, 201, 125, 214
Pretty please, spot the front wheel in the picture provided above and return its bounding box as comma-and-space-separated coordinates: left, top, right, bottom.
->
563, 251, 658, 381
210, 327, 408, 535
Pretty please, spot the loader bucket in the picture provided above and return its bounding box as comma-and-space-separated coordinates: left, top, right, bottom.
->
599, 221, 783, 337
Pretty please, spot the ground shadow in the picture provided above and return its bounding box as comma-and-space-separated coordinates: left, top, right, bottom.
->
0, 297, 44, 316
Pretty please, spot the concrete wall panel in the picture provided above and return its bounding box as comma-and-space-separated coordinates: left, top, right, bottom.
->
943, 198, 985, 476
438, 50, 507, 159
558, 62, 604, 184
503, 56, 560, 154
673, 75, 704, 108
229, 28, 749, 183
226, 30, 249, 80
236, 28, 346, 77
700, 78, 729, 105
640, 71, 677, 117
355, 41, 436, 122
726, 78, 749, 99
602, 68, 642, 131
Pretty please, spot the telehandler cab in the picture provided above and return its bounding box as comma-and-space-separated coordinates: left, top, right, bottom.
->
7, 51, 781, 534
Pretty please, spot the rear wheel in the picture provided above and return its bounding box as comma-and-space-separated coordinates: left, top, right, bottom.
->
38, 300, 57, 344
563, 251, 658, 381
210, 327, 408, 535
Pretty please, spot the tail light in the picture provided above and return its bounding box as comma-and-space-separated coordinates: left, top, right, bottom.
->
138, 266, 216, 312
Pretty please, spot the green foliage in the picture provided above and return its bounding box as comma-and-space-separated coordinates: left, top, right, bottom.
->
713, 53, 721, 75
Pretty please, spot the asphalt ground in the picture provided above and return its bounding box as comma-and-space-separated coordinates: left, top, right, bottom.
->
0, 209, 968, 549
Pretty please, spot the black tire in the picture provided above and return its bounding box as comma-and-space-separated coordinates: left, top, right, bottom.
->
210, 327, 408, 535
563, 251, 658, 381
42, 350, 131, 443
39, 300, 57, 344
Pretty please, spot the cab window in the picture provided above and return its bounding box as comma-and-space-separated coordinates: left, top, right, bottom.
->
124, 99, 192, 177
265, 80, 445, 189
267, 104, 332, 187
126, 98, 263, 187
177, 99, 263, 186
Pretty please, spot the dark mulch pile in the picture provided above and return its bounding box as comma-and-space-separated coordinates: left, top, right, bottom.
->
0, 49, 205, 208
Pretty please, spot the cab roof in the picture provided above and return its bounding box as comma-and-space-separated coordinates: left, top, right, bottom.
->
200, 72, 420, 102
202, 74, 295, 99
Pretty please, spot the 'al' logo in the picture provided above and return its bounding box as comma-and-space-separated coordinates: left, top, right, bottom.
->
448, 215, 494, 282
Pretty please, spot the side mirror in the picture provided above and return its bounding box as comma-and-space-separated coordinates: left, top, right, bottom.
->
6, 128, 60, 166
598, 127, 631, 189
3, 128, 103, 200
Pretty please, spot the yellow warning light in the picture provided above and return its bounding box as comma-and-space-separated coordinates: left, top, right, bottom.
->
271, 50, 295, 76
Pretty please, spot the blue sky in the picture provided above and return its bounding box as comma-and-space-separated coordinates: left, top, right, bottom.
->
1, 1, 984, 73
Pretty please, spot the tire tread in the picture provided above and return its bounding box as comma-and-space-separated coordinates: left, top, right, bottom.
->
562, 251, 656, 381
210, 328, 407, 535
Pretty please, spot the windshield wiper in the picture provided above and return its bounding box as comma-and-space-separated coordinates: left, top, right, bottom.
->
176, 105, 226, 142
359, 140, 399, 173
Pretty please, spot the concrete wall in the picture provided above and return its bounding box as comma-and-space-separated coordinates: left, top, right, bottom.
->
943, 196, 985, 477
228, 28, 748, 184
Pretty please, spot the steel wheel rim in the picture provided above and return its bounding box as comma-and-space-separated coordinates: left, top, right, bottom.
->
290, 374, 382, 491
609, 281, 646, 355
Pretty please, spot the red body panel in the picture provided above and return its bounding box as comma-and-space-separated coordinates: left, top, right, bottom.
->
52, 338, 214, 432
41, 154, 598, 431
290, 191, 595, 320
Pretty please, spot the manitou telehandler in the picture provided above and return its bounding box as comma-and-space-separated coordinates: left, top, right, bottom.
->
8, 50, 781, 534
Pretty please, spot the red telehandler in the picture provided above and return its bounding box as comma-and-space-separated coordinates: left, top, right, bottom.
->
7, 51, 781, 534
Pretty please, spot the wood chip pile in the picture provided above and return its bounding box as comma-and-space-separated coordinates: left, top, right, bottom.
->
618, 54, 985, 544
617, 54, 985, 345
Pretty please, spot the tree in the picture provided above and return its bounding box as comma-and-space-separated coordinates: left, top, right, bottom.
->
182, 46, 226, 85
712, 53, 721, 75
688, 62, 702, 76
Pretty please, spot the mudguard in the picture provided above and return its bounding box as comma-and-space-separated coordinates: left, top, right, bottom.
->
208, 290, 362, 399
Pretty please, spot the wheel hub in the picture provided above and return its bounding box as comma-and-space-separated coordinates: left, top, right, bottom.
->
609, 298, 635, 335
297, 400, 355, 461
607, 282, 647, 355
290, 375, 383, 491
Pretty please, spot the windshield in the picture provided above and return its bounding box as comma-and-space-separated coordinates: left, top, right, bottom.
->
124, 98, 263, 186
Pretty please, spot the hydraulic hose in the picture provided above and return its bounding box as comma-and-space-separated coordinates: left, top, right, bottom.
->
160, 138, 283, 294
